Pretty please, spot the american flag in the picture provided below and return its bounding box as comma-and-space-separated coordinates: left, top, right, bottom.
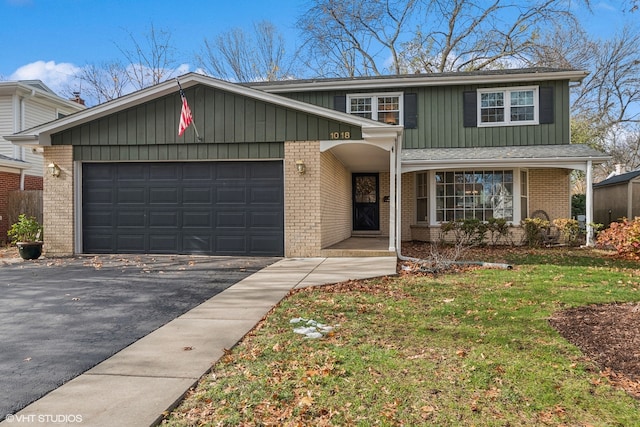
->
178, 88, 193, 136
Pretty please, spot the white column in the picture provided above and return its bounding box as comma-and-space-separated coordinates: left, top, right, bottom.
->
388, 142, 396, 252
585, 160, 594, 246
396, 136, 402, 254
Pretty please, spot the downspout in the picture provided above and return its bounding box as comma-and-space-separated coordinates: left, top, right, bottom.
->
18, 88, 36, 190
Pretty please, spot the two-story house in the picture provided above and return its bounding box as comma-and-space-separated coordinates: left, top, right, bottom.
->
5, 69, 608, 257
0, 80, 85, 243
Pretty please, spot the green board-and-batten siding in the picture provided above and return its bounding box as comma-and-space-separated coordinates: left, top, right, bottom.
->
51, 84, 362, 162
277, 80, 571, 150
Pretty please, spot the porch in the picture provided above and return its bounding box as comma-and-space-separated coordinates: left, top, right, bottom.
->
320, 236, 396, 257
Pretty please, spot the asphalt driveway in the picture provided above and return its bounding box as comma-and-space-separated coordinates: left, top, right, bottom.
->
0, 254, 279, 419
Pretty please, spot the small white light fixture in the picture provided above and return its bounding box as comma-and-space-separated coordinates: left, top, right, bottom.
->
295, 160, 306, 175
48, 162, 61, 178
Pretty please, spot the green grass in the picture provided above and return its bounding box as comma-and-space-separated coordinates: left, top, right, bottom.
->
163, 248, 640, 426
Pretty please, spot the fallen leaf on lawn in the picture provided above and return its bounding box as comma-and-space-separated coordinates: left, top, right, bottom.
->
443, 298, 455, 303
456, 349, 467, 357
298, 395, 314, 407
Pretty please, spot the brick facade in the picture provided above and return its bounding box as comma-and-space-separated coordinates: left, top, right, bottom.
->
42, 146, 74, 256
320, 149, 351, 248
284, 141, 322, 257
528, 168, 571, 220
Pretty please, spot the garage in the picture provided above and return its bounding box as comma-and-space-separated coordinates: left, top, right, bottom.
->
82, 161, 284, 256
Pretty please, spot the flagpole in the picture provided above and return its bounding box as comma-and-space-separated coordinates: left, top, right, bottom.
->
176, 78, 202, 141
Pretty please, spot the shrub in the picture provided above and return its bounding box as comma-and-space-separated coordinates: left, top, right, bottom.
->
440, 218, 487, 247
553, 218, 580, 246
521, 217, 549, 247
596, 217, 640, 259
486, 217, 511, 246
7, 214, 43, 244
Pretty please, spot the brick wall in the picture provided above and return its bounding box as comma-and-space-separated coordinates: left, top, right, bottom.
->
284, 141, 322, 257
528, 169, 571, 221
400, 172, 415, 241
24, 175, 43, 190
320, 149, 351, 248
42, 146, 74, 256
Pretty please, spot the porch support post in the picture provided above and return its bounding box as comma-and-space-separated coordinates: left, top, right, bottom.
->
388, 141, 397, 252
395, 135, 402, 254
585, 160, 594, 246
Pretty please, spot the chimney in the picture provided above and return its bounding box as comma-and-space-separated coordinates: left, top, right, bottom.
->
70, 91, 85, 106
615, 164, 624, 175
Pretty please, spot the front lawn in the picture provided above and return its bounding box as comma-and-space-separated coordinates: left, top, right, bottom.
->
163, 247, 640, 426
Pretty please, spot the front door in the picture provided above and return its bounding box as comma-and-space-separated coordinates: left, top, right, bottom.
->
352, 173, 379, 231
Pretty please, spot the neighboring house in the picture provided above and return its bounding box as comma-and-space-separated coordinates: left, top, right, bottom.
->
5, 69, 609, 258
0, 80, 85, 243
593, 169, 640, 226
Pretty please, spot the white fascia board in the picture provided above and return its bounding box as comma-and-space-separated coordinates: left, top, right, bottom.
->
5, 73, 391, 146
361, 125, 404, 144
0, 158, 29, 171
402, 154, 611, 173
0, 81, 85, 112
252, 70, 589, 93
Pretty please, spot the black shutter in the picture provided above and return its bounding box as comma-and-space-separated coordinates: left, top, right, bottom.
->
463, 91, 477, 127
404, 93, 417, 129
334, 95, 347, 113
539, 87, 554, 124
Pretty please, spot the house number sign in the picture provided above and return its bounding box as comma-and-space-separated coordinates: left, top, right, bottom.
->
329, 131, 351, 140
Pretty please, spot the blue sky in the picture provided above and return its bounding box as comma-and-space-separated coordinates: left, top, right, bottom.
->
0, 0, 626, 100
0, 0, 303, 93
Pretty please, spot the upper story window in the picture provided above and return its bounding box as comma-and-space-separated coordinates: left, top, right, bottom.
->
478, 87, 538, 126
347, 93, 403, 125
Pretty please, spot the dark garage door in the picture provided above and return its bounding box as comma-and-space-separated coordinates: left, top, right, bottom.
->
82, 161, 284, 256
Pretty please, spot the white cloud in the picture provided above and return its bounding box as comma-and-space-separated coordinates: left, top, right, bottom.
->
9, 60, 81, 96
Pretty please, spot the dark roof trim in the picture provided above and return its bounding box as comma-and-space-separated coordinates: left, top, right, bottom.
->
248, 68, 588, 93
594, 170, 640, 187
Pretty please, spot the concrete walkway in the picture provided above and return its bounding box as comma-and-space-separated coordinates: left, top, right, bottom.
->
2, 257, 397, 427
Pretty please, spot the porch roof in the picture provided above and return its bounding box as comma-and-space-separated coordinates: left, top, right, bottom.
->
401, 144, 610, 172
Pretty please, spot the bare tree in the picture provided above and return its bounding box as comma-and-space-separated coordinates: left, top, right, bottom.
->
607, 126, 640, 171
529, 18, 640, 176
118, 24, 178, 90
72, 61, 131, 104
574, 27, 640, 129
298, 0, 590, 76
197, 21, 298, 82
298, 0, 418, 77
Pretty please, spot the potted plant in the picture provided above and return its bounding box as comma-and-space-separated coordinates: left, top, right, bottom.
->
7, 214, 43, 260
